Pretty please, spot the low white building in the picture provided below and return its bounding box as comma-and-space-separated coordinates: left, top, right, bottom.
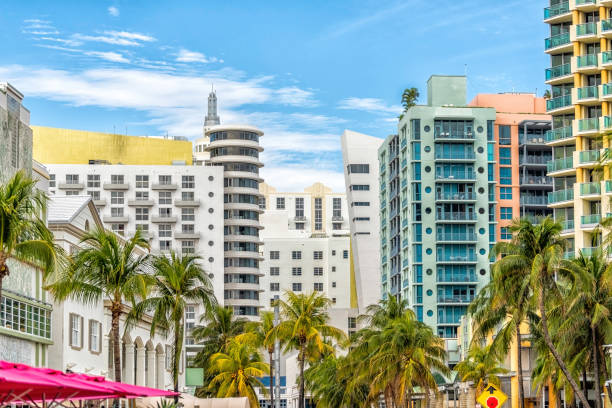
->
47, 195, 179, 389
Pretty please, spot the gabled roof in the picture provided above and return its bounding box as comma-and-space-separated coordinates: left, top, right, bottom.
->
47, 195, 101, 226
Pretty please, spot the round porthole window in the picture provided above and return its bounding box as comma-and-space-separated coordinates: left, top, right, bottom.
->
426, 289, 433, 296
425, 186, 431, 193
208, 241, 214, 246
477, 147, 484, 154
478, 208, 485, 214
208, 257, 214, 263
479, 269, 487, 276
477, 126, 484, 133
479, 248, 486, 255
209, 273, 214, 279
478, 167, 484, 174
426, 228, 432, 234
478, 187, 485, 194
426, 268, 433, 275
208, 208, 214, 213
426, 248, 432, 255
208, 176, 214, 181
208, 192, 214, 197
424, 125, 431, 132
208, 224, 214, 230
479, 228, 485, 235
425, 207, 432, 214
424, 146, 431, 153
427, 310, 433, 317
425, 166, 431, 173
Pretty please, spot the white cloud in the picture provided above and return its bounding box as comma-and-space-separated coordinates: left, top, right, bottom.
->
261, 166, 345, 192
108, 6, 120, 16
72, 30, 155, 46
175, 49, 219, 63
275, 87, 317, 107
39, 37, 82, 47
85, 51, 129, 63
338, 97, 401, 115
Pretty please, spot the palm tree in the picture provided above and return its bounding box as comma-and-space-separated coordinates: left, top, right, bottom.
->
562, 250, 612, 408
271, 291, 347, 408
46, 228, 150, 382
399, 88, 419, 120
0, 171, 59, 301
492, 218, 591, 408
455, 344, 508, 404
207, 339, 269, 408
129, 252, 217, 398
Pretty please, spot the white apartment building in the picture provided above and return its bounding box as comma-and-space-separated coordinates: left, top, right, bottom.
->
341, 129, 383, 312
47, 195, 178, 390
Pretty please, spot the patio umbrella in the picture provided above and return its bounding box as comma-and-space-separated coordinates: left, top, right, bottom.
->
68, 373, 178, 399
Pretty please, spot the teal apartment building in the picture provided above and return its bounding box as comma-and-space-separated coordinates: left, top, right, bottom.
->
379, 76, 496, 340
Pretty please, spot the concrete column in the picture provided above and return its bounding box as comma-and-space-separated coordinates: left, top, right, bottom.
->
156, 351, 165, 389
146, 349, 156, 388
124, 344, 135, 385
136, 346, 146, 386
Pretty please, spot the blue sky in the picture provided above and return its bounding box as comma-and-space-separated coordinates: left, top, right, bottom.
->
1, 0, 549, 191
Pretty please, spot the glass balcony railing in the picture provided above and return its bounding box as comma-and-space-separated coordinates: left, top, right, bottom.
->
561, 219, 574, 231
520, 155, 552, 165
577, 86, 599, 100
435, 171, 476, 180
436, 191, 476, 201
435, 151, 476, 160
602, 51, 612, 65
545, 32, 570, 50
581, 247, 598, 257
520, 196, 548, 206
580, 182, 601, 195
548, 188, 574, 204
436, 212, 477, 221
606, 180, 612, 192
579, 149, 600, 163
564, 251, 575, 260
575, 0, 596, 5
576, 22, 598, 36
547, 156, 573, 172
577, 54, 598, 68
602, 19, 612, 33
545, 63, 571, 81
436, 232, 478, 242
544, 1, 570, 19
437, 295, 476, 303
546, 94, 572, 112
577, 117, 600, 132
522, 176, 553, 185
546, 125, 573, 142
581, 214, 602, 225
437, 274, 478, 283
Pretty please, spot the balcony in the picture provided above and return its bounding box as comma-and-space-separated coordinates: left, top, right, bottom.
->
435, 212, 477, 222
520, 156, 551, 166
544, 1, 571, 23
581, 214, 602, 226
434, 130, 475, 141
545, 32, 571, 53
575, 0, 599, 11
564, 250, 575, 260
547, 156, 574, 174
545, 125, 573, 145
151, 215, 178, 223
437, 274, 478, 283
606, 180, 612, 193
580, 181, 601, 197
127, 199, 154, 206
572, 54, 599, 74
151, 183, 178, 190
571, 22, 598, 42
574, 117, 600, 137
581, 247, 598, 257
561, 219, 574, 231
174, 200, 201, 207
546, 94, 573, 114
548, 188, 574, 205
436, 192, 477, 201
578, 149, 601, 165
435, 171, 476, 181
520, 196, 548, 206
58, 182, 84, 190
103, 215, 129, 223
437, 296, 475, 304
434, 151, 476, 161
574, 86, 599, 105
545, 63, 572, 85
102, 183, 129, 191
521, 176, 552, 187
436, 232, 478, 242
601, 18, 612, 38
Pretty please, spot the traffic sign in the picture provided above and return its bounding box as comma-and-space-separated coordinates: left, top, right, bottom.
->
476, 384, 508, 408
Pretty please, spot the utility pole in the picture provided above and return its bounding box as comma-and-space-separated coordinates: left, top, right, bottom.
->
274, 295, 281, 408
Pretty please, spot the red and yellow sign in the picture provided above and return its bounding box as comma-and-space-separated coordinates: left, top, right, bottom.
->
477, 384, 508, 408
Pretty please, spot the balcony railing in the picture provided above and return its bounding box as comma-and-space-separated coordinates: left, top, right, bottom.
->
437, 274, 478, 283
435, 151, 476, 160
545, 32, 570, 50
548, 188, 574, 204
577, 54, 598, 68
522, 176, 553, 185
544, 1, 569, 19
436, 191, 476, 201
561, 219, 574, 231
576, 22, 597, 36
575, 0, 596, 4
579, 149, 600, 163
434, 131, 474, 140
546, 125, 573, 143
435, 171, 476, 180
580, 182, 601, 196
577, 86, 599, 100
603, 83, 612, 98
578, 117, 600, 132
602, 18, 612, 33
437, 296, 475, 304
436, 232, 478, 241
547, 156, 573, 173
581, 214, 602, 225
436, 212, 477, 221
546, 94, 572, 112
545, 63, 571, 81
581, 247, 598, 257
520, 196, 548, 206
520, 156, 552, 165
606, 180, 612, 192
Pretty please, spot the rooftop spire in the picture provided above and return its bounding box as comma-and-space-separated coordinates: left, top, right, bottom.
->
204, 87, 220, 127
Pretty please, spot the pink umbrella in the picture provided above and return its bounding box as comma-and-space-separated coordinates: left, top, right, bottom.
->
68, 373, 178, 399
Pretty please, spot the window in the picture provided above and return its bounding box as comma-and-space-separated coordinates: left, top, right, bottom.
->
182, 224, 195, 234
291, 251, 302, 260
65, 190, 80, 196
500, 168, 512, 185
348, 317, 357, 329
111, 207, 124, 217
499, 148, 511, 165
270, 267, 280, 276
49, 174, 56, 188
159, 175, 172, 185
332, 297, 337, 304
182, 175, 195, 189
292, 283, 302, 292
89, 320, 101, 353
88, 190, 100, 201
136, 191, 149, 201
66, 174, 79, 184
314, 197, 322, 230
295, 197, 304, 217
333, 198, 342, 218
270, 251, 280, 260
159, 191, 172, 205
314, 283, 323, 291
343, 250, 349, 259
70, 314, 82, 348
313, 251, 323, 260
136, 175, 149, 188
87, 174, 100, 188
500, 207, 513, 220
111, 175, 124, 185
313, 267, 323, 276
350, 184, 370, 191
332, 250, 336, 256
351, 202, 370, 207
347, 164, 369, 174
295, 223, 304, 230
500, 187, 512, 200
111, 224, 125, 235
160, 240, 172, 251
159, 224, 172, 238
135, 207, 149, 221
501, 227, 512, 240
499, 125, 511, 145
487, 120, 495, 141
333, 223, 342, 230
182, 240, 195, 254
258, 197, 266, 210
182, 208, 195, 221
332, 282, 337, 288
292, 267, 302, 276
411, 119, 421, 140
136, 223, 149, 232
354, 217, 371, 221
270, 283, 280, 292
111, 191, 124, 205
332, 266, 336, 272
2, 295, 51, 339
185, 306, 196, 320
159, 207, 172, 218
276, 197, 285, 210
182, 191, 195, 201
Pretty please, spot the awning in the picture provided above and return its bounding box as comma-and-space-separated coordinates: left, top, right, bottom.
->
0, 361, 178, 407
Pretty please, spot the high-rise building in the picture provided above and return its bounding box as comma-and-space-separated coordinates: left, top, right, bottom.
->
379, 75, 495, 349
544, 1, 611, 257
1, 82, 33, 180
469, 93, 552, 240
341, 130, 383, 312
204, 89, 221, 129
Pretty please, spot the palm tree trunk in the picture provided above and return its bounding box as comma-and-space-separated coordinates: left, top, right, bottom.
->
173, 318, 182, 403
590, 327, 601, 408
111, 305, 122, 382
269, 350, 274, 408
516, 326, 526, 408
582, 370, 588, 408
537, 288, 591, 408
298, 345, 305, 408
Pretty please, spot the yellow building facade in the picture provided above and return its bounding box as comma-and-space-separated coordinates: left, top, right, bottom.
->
32, 126, 193, 165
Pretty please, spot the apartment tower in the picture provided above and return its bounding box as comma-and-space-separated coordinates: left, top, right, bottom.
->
544, 0, 612, 256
